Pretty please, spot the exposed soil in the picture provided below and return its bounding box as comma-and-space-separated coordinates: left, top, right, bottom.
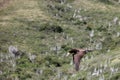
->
0, 0, 11, 9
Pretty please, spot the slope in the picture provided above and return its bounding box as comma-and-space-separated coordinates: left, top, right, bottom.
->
0, 0, 120, 80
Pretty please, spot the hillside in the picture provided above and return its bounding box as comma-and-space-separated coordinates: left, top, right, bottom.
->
0, 0, 120, 80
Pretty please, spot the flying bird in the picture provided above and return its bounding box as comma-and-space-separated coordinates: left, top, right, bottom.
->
66, 48, 93, 71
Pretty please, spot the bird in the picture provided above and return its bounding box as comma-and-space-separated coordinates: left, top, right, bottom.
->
66, 48, 93, 71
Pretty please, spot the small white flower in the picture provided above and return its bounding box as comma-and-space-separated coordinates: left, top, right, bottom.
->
117, 32, 120, 37
0, 71, 2, 75
89, 30, 94, 37
28, 53, 36, 63
113, 17, 119, 24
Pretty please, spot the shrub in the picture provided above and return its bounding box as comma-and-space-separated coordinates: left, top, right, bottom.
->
32, 22, 63, 33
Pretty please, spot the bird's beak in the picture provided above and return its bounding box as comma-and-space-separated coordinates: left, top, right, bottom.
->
66, 52, 70, 56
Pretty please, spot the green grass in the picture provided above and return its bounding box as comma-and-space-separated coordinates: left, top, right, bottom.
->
0, 0, 120, 80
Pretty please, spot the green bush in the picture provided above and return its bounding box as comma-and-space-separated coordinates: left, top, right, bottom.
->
32, 22, 63, 33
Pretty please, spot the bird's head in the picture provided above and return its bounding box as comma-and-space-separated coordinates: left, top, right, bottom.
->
66, 48, 79, 56
66, 48, 94, 56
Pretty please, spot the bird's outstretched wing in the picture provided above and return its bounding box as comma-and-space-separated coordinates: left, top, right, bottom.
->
73, 54, 81, 71
69, 48, 79, 53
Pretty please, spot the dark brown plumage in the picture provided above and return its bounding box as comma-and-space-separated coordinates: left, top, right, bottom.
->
67, 48, 93, 71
